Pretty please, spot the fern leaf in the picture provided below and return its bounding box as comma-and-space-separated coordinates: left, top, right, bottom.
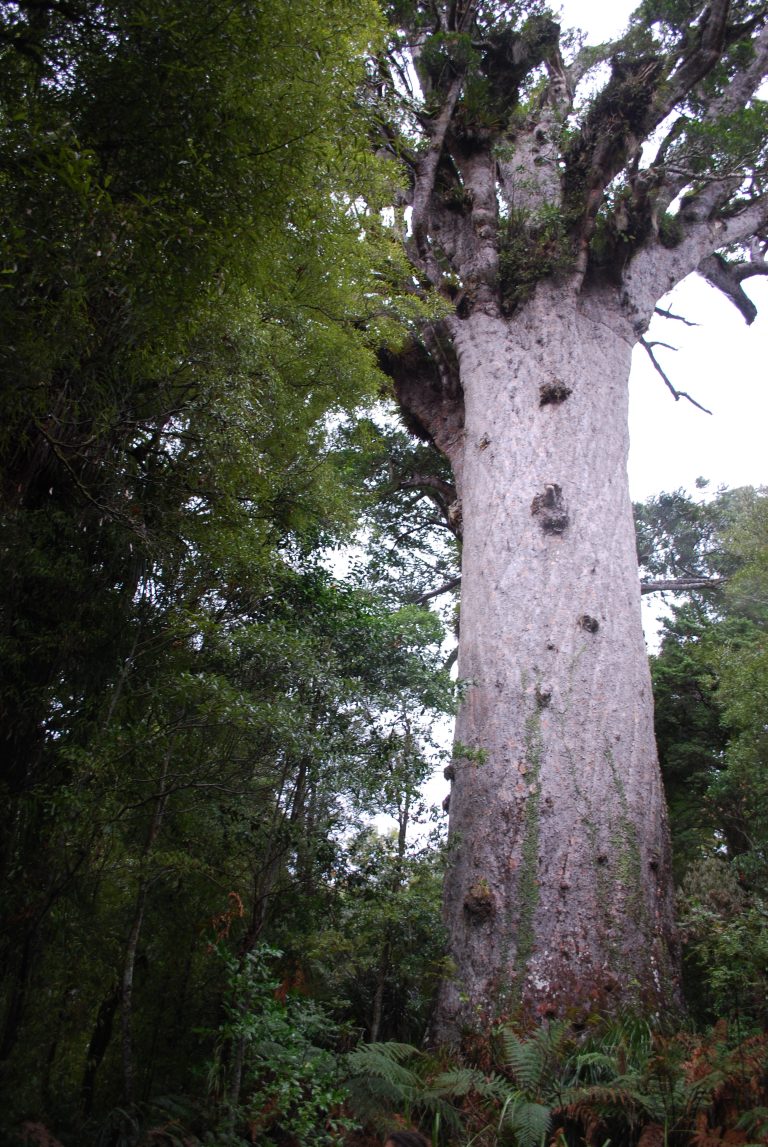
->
347, 1040, 424, 1091
502, 1029, 545, 1093
428, 1067, 486, 1097
506, 1099, 552, 1147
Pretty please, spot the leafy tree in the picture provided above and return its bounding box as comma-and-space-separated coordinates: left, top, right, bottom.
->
0, 0, 461, 1137
639, 485, 768, 1024
0, 0, 393, 796
367, 0, 768, 1033
312, 825, 447, 1045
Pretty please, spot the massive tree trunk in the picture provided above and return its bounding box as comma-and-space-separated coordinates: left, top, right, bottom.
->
377, 0, 768, 1038
432, 286, 678, 1037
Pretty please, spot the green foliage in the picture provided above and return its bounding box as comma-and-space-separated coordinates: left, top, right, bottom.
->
0, 2, 461, 1140
208, 945, 356, 1146
343, 1015, 768, 1147
638, 485, 768, 1026
304, 825, 448, 1046
345, 1038, 508, 1138
668, 103, 768, 182
334, 412, 461, 618
679, 858, 768, 1023
498, 207, 572, 313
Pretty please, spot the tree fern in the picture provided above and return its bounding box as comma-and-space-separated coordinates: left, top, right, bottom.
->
428, 1067, 508, 1101
346, 1041, 426, 1124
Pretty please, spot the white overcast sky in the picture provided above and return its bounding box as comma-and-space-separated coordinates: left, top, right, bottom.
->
558, 0, 768, 501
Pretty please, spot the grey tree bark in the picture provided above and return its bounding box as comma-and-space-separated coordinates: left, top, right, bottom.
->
434, 289, 678, 1033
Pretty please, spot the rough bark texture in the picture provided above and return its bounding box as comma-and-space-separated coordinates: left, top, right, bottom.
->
434, 289, 678, 1034
377, 0, 768, 1040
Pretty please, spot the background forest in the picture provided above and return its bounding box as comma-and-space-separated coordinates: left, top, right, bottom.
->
1, 2, 767, 1145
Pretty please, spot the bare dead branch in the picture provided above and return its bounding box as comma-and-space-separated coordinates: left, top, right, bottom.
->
645, 340, 678, 352
640, 337, 713, 414
654, 306, 699, 326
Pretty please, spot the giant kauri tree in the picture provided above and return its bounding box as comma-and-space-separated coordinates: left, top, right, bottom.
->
374, 0, 768, 1036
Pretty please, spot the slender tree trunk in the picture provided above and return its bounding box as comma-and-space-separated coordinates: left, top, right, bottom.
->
370, 763, 412, 1043
80, 982, 120, 1117
369, 944, 389, 1044
0, 928, 37, 1074
121, 756, 170, 1104
434, 285, 680, 1038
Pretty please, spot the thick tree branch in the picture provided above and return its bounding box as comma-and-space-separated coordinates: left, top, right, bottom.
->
699, 239, 768, 323
399, 473, 457, 505
414, 574, 461, 604
658, 0, 731, 112
646, 18, 768, 219
566, 38, 622, 89
379, 330, 465, 468
410, 75, 468, 285
700, 19, 768, 120
566, 0, 746, 278
398, 469, 462, 537
699, 252, 761, 323
625, 187, 768, 323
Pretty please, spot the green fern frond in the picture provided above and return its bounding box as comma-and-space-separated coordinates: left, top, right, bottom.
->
602, 1013, 654, 1058
345, 1041, 479, 1135
736, 1105, 768, 1142
350, 1040, 423, 1065
347, 1040, 424, 1090
561, 1083, 642, 1121
419, 1095, 466, 1134
428, 1067, 493, 1097
504, 1098, 552, 1147
501, 1021, 569, 1097
568, 1050, 621, 1083
501, 1029, 545, 1092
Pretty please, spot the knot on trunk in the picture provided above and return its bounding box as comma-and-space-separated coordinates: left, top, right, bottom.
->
539, 381, 572, 406
448, 498, 463, 536
464, 878, 495, 920
531, 483, 568, 534
535, 684, 552, 708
